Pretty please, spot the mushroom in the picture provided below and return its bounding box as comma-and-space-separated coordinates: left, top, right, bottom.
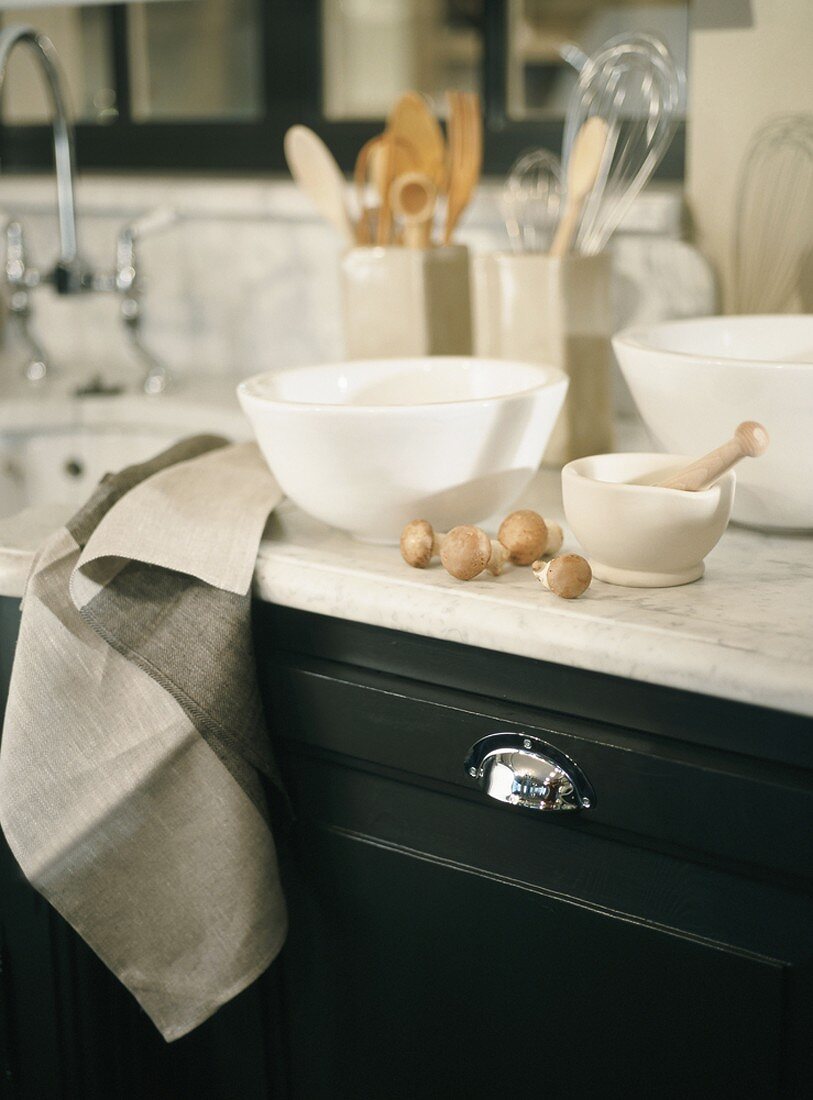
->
487, 511, 565, 575
440, 525, 493, 580
400, 519, 443, 568
400, 520, 492, 580
532, 554, 592, 599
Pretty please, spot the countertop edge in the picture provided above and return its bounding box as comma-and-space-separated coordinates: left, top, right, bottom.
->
1, 537, 810, 720
251, 550, 813, 721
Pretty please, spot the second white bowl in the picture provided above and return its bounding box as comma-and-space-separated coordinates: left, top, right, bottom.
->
613, 315, 813, 532
238, 357, 568, 543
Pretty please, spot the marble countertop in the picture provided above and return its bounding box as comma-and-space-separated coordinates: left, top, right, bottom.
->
252, 469, 813, 719
1, 415, 812, 718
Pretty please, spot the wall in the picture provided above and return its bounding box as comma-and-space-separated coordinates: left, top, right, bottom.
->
0, 175, 709, 402
686, 0, 813, 312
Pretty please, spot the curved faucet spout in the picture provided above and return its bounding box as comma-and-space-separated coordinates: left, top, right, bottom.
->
0, 24, 82, 289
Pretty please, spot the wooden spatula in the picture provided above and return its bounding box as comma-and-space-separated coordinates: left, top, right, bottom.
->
549, 116, 608, 258
284, 125, 355, 245
443, 91, 482, 244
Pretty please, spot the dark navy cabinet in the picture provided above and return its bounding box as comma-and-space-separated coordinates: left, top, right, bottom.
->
2, 597, 813, 1098
259, 605, 813, 1100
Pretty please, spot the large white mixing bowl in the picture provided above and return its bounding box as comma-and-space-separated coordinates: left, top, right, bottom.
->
238, 357, 567, 543
613, 315, 813, 531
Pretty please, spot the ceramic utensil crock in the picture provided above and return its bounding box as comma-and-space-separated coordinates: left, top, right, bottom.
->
341, 245, 472, 358
472, 251, 613, 465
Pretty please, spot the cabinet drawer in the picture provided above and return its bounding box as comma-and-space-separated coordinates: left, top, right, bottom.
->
265, 655, 813, 881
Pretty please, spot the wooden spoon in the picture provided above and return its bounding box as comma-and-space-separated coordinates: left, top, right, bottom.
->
658, 422, 770, 491
549, 116, 609, 258
391, 171, 437, 248
284, 125, 355, 245
388, 91, 447, 191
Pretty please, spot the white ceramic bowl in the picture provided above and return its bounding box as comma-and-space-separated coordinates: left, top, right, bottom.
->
613, 315, 813, 531
238, 357, 568, 543
562, 453, 735, 588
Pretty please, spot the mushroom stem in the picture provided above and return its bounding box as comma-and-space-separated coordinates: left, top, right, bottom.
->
543, 521, 564, 558
532, 559, 553, 588
486, 540, 510, 575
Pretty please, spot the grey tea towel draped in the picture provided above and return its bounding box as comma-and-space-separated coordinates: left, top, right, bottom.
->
0, 436, 288, 1041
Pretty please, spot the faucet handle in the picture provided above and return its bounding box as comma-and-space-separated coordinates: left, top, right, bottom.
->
113, 207, 178, 396
114, 206, 178, 292
5, 220, 40, 289
125, 206, 178, 241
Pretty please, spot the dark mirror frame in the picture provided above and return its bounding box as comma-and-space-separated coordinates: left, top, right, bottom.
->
0, 0, 684, 178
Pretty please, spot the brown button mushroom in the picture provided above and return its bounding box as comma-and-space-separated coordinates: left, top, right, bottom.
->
532, 553, 592, 599
488, 510, 565, 574
400, 519, 442, 568
440, 525, 493, 581
498, 509, 549, 566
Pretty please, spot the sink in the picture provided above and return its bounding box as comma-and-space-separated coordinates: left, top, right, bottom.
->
0, 426, 191, 518
0, 381, 250, 520
238, 357, 568, 543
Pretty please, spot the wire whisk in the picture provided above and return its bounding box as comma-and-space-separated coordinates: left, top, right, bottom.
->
500, 147, 562, 253
733, 113, 813, 314
563, 32, 682, 255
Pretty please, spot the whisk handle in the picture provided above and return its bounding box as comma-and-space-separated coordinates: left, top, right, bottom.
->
549, 200, 582, 258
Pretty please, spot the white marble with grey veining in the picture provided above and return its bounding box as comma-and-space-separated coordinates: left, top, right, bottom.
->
251, 466, 813, 719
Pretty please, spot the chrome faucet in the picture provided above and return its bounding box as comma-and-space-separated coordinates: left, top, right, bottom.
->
0, 25, 173, 392
0, 26, 89, 294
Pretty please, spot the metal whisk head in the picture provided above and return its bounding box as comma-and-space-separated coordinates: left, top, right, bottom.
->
733, 113, 813, 314
563, 33, 682, 255
501, 147, 562, 253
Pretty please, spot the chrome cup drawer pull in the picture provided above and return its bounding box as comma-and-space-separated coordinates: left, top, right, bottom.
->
464, 732, 595, 812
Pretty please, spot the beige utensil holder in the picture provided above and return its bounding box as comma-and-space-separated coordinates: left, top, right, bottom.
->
341, 245, 473, 358
472, 251, 613, 465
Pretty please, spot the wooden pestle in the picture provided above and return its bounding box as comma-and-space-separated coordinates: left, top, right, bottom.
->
658, 421, 769, 491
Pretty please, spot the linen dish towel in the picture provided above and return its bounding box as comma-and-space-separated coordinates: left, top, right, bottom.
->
0, 435, 288, 1041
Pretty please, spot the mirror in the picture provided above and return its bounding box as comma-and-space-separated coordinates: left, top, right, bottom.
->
0, 5, 115, 122
128, 0, 261, 121
321, 0, 688, 123
0, 0, 263, 123
322, 0, 484, 119
507, 0, 689, 119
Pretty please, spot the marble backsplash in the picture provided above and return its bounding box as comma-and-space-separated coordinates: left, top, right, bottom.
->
0, 175, 716, 402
